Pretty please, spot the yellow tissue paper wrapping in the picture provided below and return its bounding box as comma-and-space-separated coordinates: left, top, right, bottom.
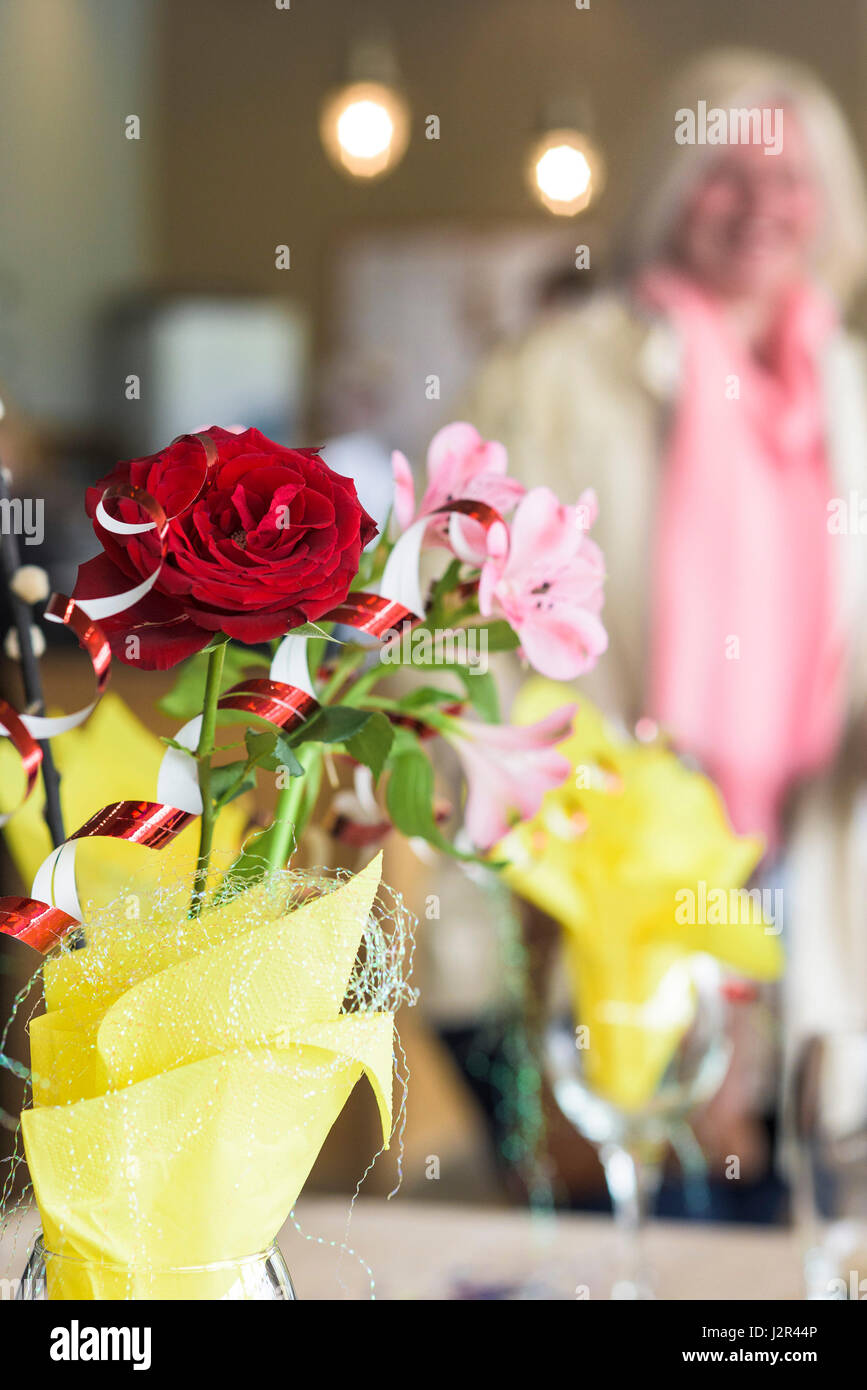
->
499, 682, 783, 1112
21, 854, 395, 1299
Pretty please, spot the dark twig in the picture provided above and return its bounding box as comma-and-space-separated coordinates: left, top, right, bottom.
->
0, 462, 65, 849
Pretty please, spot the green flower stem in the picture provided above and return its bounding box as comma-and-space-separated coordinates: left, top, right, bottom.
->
190, 642, 226, 913
336, 662, 388, 706
318, 646, 367, 702
264, 743, 323, 871
259, 645, 364, 872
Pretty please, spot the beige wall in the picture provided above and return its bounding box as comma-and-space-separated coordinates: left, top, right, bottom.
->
152, 0, 867, 388
0, 0, 155, 424
3, 0, 865, 427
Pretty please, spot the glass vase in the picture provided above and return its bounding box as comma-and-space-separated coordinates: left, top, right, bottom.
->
791, 1028, 867, 1299
546, 953, 730, 1298
16, 1232, 296, 1300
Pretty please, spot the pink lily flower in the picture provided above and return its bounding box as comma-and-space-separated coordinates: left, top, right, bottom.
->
479, 486, 608, 681
392, 422, 525, 556
444, 705, 578, 850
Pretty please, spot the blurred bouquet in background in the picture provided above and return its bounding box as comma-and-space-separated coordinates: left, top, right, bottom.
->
499, 681, 784, 1110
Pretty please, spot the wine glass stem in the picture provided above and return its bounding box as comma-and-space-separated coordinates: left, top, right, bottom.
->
599, 1140, 661, 1298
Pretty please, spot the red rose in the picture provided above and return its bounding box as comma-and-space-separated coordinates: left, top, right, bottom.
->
72, 427, 377, 670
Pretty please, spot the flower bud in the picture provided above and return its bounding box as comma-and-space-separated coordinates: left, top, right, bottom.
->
4, 624, 46, 660
10, 564, 50, 605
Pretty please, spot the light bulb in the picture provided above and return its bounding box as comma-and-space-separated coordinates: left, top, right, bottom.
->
337, 100, 393, 160
527, 129, 604, 216
320, 81, 409, 180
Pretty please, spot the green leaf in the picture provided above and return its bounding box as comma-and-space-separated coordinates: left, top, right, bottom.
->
351, 536, 386, 591
475, 620, 520, 653
305, 635, 327, 684
160, 735, 195, 753
385, 746, 476, 861
397, 685, 462, 711
244, 729, 277, 765
211, 760, 257, 806
293, 705, 372, 747
286, 621, 337, 640
427, 557, 463, 611
455, 667, 500, 723
387, 723, 426, 758
345, 711, 394, 784
259, 734, 305, 779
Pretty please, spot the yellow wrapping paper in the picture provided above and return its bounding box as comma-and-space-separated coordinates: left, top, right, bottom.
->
22, 854, 394, 1299
499, 682, 783, 1111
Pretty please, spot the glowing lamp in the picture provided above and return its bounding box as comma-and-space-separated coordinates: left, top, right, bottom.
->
528, 128, 604, 216
320, 80, 410, 180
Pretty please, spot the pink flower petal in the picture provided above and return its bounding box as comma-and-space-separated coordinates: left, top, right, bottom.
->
517, 611, 609, 680
420, 422, 511, 515
445, 704, 578, 846
576, 487, 599, 529
391, 450, 417, 530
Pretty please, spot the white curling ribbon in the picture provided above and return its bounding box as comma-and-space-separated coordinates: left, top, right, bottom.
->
156, 715, 203, 818
1, 638, 102, 746
6, 701, 100, 743
31, 840, 80, 925
377, 504, 497, 614
0, 602, 112, 742
83, 436, 218, 621
446, 510, 488, 565
74, 569, 162, 624
94, 497, 155, 536
377, 515, 427, 616
72, 495, 167, 622
270, 631, 316, 698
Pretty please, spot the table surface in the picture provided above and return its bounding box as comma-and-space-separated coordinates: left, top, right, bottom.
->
1, 1197, 805, 1300
278, 1196, 804, 1300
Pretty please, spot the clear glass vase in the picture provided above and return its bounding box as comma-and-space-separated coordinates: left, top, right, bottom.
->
16, 1232, 296, 1300
791, 1029, 867, 1300
546, 954, 731, 1299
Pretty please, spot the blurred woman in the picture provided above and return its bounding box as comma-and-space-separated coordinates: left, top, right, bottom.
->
466, 50, 867, 1192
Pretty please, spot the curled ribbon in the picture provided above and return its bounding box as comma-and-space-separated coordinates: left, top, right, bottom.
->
0, 595, 111, 817
0, 433, 217, 948
0, 436, 503, 951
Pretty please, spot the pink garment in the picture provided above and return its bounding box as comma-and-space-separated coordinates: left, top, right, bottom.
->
638, 267, 846, 851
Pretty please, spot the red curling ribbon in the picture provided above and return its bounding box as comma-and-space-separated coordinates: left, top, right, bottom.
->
324, 593, 416, 637
218, 679, 318, 730
0, 592, 113, 828
0, 897, 78, 953
433, 498, 501, 526
44, 593, 111, 695
69, 800, 197, 851
721, 979, 760, 1004
0, 700, 42, 826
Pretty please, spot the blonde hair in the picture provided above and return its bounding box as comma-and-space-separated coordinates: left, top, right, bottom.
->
617, 49, 867, 306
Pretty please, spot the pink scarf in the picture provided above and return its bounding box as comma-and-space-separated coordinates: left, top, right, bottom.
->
638, 267, 846, 852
